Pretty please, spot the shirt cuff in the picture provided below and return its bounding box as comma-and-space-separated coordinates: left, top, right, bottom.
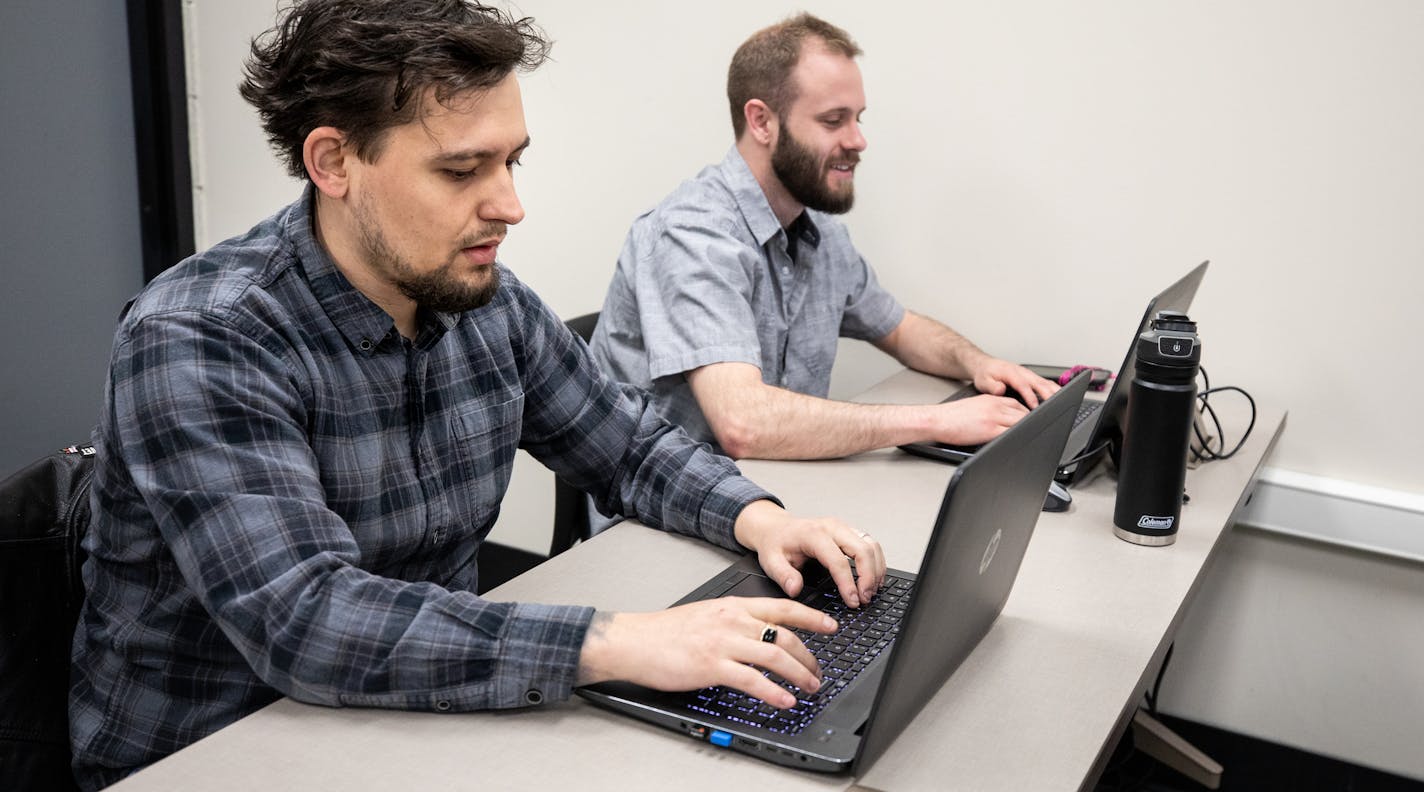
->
649, 345, 762, 382
867, 302, 907, 340
696, 476, 782, 552
491, 602, 596, 708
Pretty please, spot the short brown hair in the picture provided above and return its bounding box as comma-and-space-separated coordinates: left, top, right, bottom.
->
726, 13, 861, 140
240, 0, 551, 180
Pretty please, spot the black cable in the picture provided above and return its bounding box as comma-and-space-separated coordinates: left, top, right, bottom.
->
1189, 367, 1256, 462
1194, 386, 1256, 460
1062, 437, 1113, 469
1099, 645, 1178, 790
1144, 643, 1174, 717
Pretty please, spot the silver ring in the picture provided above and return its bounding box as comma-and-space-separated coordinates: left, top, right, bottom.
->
760, 625, 778, 643
858, 531, 872, 541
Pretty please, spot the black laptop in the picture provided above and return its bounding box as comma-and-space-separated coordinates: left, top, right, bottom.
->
900, 260, 1209, 484
576, 372, 1090, 775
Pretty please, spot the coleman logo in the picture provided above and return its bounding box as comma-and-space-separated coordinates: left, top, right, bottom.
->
1137, 515, 1174, 530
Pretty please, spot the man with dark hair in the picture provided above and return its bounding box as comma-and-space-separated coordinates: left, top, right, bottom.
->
591, 13, 1057, 461
69, 2, 884, 787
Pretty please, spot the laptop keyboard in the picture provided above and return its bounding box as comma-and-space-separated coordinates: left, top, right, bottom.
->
684, 573, 916, 736
1074, 400, 1100, 427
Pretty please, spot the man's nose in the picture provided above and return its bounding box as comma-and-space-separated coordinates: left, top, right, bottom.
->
480, 167, 525, 225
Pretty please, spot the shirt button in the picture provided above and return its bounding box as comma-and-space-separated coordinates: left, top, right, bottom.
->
781, 266, 790, 275
358, 338, 373, 351
435, 699, 452, 712
524, 689, 544, 705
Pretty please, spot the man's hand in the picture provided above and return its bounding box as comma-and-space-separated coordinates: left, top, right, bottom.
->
923, 355, 1058, 446
968, 357, 1059, 408
732, 500, 886, 608
929, 392, 1030, 447
576, 598, 838, 708
576, 502, 887, 707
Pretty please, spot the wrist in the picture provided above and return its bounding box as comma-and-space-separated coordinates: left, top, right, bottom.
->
732, 498, 781, 550
957, 348, 991, 380
576, 611, 625, 686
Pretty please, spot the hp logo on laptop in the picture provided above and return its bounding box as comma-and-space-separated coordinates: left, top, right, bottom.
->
979, 528, 1003, 575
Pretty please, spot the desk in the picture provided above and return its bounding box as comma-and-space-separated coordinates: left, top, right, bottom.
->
111, 370, 1285, 792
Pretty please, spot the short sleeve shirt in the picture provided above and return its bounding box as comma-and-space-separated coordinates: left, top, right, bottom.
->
590, 147, 905, 446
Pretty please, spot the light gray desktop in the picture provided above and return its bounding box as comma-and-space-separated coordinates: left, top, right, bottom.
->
109, 369, 1285, 791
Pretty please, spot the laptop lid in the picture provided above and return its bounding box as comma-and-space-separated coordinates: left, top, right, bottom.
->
1078, 260, 1208, 478
577, 373, 1089, 775
899, 260, 1209, 484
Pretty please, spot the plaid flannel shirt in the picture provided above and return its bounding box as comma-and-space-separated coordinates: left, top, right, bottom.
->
70, 187, 772, 789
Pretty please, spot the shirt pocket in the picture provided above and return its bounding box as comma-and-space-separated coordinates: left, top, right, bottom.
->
446, 395, 525, 536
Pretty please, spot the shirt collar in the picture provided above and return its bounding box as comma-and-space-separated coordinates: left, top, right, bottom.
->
286, 184, 459, 355
714, 148, 783, 244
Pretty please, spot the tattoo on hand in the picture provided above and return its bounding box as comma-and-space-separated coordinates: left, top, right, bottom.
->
586, 611, 612, 641
575, 612, 614, 686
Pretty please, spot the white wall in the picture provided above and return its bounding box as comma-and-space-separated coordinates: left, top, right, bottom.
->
184, 0, 1424, 779
188, 0, 1424, 495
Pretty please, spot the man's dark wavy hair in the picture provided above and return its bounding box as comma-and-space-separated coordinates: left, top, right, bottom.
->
240, 0, 551, 180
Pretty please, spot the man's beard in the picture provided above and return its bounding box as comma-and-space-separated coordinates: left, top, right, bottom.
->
770, 124, 857, 215
355, 200, 503, 314
392, 255, 501, 314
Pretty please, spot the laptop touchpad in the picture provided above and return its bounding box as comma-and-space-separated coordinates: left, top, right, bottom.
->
721, 571, 787, 600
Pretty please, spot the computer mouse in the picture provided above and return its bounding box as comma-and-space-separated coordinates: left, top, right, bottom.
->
1042, 481, 1072, 512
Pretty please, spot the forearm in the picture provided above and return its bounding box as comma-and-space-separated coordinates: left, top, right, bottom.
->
161, 498, 595, 710
257, 581, 594, 711
522, 351, 769, 548
876, 310, 989, 381
699, 375, 940, 459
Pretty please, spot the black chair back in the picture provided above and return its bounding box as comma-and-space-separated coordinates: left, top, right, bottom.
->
550, 312, 600, 557
0, 444, 92, 792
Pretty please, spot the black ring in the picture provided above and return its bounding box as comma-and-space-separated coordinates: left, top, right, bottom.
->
760, 625, 778, 643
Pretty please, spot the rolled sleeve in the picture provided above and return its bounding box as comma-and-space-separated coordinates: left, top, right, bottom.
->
637, 216, 766, 382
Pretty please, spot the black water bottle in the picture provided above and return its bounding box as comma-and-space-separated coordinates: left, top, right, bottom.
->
1113, 311, 1201, 546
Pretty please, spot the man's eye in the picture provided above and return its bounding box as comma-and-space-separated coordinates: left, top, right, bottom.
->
444, 169, 475, 181
506, 158, 523, 171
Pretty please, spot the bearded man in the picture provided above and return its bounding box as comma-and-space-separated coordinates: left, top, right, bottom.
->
590, 13, 1056, 468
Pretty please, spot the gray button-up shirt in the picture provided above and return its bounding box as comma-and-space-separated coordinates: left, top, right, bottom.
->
590, 147, 904, 447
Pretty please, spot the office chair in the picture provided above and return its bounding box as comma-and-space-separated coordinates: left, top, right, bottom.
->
549, 311, 600, 557
0, 444, 93, 792
475, 312, 601, 593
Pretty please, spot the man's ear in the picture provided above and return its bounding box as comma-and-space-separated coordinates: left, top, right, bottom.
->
304, 126, 350, 198
743, 99, 778, 147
